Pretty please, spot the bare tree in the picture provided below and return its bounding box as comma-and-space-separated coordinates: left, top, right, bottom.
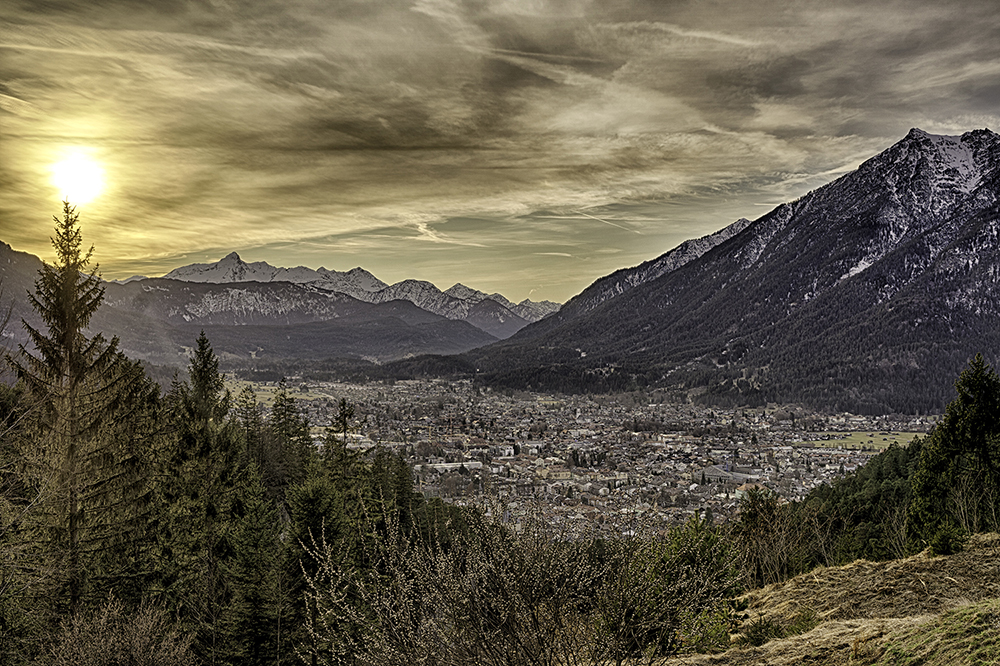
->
301, 496, 743, 666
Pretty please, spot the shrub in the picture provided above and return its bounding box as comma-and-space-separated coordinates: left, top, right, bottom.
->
301, 505, 744, 666
40, 597, 197, 666
929, 524, 968, 556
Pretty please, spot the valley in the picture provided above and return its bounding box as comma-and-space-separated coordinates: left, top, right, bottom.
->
231, 375, 932, 534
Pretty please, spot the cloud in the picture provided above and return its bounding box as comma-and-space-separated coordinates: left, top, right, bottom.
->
2, 0, 999, 301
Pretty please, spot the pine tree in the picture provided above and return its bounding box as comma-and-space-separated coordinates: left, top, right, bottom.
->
6, 202, 160, 616
909, 354, 1000, 549
266, 378, 311, 493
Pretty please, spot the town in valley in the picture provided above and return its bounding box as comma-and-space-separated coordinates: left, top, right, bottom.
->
241, 376, 932, 536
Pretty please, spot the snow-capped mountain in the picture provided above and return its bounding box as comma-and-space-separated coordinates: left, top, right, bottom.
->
157, 253, 560, 337
469, 128, 1000, 414
162, 253, 390, 300
0, 242, 497, 365
316, 266, 388, 299
163, 252, 322, 284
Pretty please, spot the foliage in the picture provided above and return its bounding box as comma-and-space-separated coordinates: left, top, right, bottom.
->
738, 609, 818, 647
5, 203, 162, 617
300, 506, 744, 666
594, 515, 743, 664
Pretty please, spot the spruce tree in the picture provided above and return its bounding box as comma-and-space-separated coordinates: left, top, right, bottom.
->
909, 354, 1000, 549
222, 464, 284, 666
267, 378, 311, 493
158, 331, 243, 663
6, 202, 160, 616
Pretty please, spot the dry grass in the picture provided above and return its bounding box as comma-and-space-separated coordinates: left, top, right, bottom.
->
656, 533, 1000, 666
742, 532, 1000, 623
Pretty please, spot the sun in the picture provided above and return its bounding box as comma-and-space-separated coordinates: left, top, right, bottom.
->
52, 152, 104, 205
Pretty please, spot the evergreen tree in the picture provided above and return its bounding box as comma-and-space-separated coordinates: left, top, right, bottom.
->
5, 202, 161, 616
285, 460, 350, 665
266, 378, 311, 494
331, 398, 355, 448
158, 331, 243, 664
235, 385, 264, 467
222, 464, 284, 666
909, 354, 1000, 549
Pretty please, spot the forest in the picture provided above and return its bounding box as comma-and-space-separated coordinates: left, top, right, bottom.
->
2, 205, 1000, 665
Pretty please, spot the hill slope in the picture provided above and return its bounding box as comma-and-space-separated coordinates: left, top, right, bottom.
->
665, 533, 1000, 666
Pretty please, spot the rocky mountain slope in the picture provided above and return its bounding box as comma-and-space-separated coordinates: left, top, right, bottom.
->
515, 216, 754, 339
468, 128, 1000, 414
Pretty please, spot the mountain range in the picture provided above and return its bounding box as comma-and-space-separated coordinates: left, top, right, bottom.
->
152, 252, 560, 331
0, 246, 559, 367
3, 127, 997, 413
462, 128, 1000, 414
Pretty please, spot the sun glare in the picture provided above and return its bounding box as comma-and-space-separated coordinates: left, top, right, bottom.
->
52, 152, 104, 205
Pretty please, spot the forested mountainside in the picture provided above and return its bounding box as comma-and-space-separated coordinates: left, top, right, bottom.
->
466, 129, 1000, 414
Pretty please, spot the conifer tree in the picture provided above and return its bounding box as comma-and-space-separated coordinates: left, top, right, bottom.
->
909, 354, 1000, 549
6, 202, 160, 616
159, 331, 243, 663
222, 464, 285, 666
267, 378, 311, 493
235, 385, 264, 459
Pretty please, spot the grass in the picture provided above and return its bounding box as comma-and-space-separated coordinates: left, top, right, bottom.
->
223, 378, 335, 405
739, 608, 819, 647
871, 599, 1000, 665
656, 534, 1000, 666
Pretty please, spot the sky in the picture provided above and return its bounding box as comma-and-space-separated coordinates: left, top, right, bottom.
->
2, 0, 999, 303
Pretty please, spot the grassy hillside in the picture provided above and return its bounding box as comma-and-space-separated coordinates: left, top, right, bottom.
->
662, 533, 1000, 665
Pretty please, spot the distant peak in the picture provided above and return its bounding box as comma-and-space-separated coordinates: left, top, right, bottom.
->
222, 251, 242, 261
905, 127, 998, 144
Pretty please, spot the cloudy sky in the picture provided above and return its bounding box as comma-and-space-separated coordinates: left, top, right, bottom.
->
2, 0, 998, 302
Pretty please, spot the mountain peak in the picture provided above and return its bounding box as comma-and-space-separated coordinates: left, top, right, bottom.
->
445, 283, 481, 300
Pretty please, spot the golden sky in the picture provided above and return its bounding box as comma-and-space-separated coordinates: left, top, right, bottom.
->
2, 0, 998, 302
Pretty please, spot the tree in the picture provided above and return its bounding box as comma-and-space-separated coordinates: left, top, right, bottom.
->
222, 464, 285, 666
158, 331, 243, 664
235, 385, 264, 466
331, 398, 355, 448
6, 202, 160, 616
266, 378, 311, 494
909, 354, 1000, 550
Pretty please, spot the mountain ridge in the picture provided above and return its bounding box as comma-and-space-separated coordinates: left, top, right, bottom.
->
158, 252, 560, 331
464, 128, 1000, 413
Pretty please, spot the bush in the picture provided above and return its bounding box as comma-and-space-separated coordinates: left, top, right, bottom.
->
40, 597, 197, 666
739, 608, 817, 648
929, 524, 968, 556
594, 515, 743, 663
301, 505, 744, 666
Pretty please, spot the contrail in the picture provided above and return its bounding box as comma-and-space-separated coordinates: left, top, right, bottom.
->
573, 210, 641, 234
